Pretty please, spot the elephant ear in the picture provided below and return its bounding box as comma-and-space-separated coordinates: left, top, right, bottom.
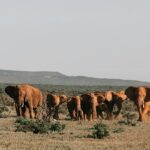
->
125, 87, 136, 101
105, 91, 113, 102
5, 86, 19, 99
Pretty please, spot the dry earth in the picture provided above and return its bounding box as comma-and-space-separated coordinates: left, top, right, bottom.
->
0, 111, 150, 150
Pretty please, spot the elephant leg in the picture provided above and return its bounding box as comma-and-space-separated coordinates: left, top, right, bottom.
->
53, 105, 59, 120
78, 110, 84, 120
105, 107, 113, 120
141, 102, 150, 121
83, 113, 86, 120
24, 107, 29, 118
29, 106, 34, 119
141, 107, 149, 121
137, 105, 143, 121
72, 110, 76, 120
114, 103, 122, 119
98, 110, 104, 119
33, 108, 38, 119
15, 103, 20, 116
148, 111, 150, 121
106, 103, 113, 120
85, 112, 89, 120
21, 106, 26, 118
92, 104, 97, 120
86, 111, 92, 121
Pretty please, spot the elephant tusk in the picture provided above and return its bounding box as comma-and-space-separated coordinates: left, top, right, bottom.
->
21, 103, 24, 108
142, 104, 144, 108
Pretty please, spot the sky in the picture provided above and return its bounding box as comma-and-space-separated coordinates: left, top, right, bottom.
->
0, 0, 150, 82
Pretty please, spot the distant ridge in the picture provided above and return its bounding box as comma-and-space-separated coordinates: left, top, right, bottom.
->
0, 69, 149, 86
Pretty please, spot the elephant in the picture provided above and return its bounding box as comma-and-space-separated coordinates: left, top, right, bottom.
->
5, 84, 43, 119
81, 92, 105, 121
125, 86, 150, 121
102, 90, 127, 119
67, 96, 83, 120
46, 93, 68, 120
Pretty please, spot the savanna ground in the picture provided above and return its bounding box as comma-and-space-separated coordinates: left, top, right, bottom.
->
0, 84, 150, 150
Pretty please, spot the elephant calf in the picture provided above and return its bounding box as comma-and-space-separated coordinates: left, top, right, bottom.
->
46, 93, 68, 120
103, 90, 127, 119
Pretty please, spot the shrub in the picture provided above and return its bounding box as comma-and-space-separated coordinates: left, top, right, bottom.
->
16, 118, 66, 134
49, 122, 66, 132
16, 117, 30, 125
31, 121, 49, 134
91, 123, 109, 139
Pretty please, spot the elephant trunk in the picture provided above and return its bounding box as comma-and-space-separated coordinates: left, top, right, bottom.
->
137, 97, 145, 121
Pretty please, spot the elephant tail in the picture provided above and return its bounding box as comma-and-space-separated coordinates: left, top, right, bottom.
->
77, 109, 83, 120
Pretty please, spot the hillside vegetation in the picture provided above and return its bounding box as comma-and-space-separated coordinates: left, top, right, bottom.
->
0, 69, 149, 86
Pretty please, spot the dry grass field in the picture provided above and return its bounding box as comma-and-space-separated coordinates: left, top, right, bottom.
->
0, 109, 150, 150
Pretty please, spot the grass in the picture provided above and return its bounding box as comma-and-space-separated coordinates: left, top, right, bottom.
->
0, 118, 150, 150
0, 105, 10, 118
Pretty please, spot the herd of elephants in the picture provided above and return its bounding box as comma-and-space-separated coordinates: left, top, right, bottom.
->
4, 84, 150, 122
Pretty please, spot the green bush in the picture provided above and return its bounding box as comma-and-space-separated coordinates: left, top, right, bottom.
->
31, 121, 49, 134
49, 122, 66, 132
16, 117, 30, 125
16, 117, 66, 134
91, 123, 109, 139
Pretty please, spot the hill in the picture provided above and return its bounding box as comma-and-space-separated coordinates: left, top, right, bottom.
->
0, 69, 149, 86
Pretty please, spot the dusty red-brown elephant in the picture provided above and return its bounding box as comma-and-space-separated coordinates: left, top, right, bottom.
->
5, 84, 43, 119
102, 90, 127, 119
125, 86, 150, 121
46, 93, 68, 120
81, 92, 105, 121
81, 90, 127, 121
67, 96, 83, 120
